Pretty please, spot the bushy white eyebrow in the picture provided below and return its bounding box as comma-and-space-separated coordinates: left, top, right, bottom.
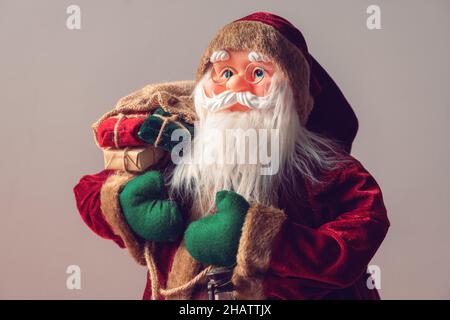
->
248, 51, 270, 62
210, 50, 230, 63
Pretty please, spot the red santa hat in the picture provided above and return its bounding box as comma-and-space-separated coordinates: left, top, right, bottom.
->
196, 12, 358, 152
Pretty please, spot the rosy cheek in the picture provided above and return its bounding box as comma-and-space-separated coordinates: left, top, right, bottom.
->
203, 80, 227, 98
252, 86, 266, 97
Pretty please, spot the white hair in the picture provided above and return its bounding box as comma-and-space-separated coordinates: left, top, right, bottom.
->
248, 51, 270, 63
209, 50, 270, 63
169, 71, 346, 215
209, 50, 230, 63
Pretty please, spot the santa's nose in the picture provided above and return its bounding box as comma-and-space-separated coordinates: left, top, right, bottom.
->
226, 74, 251, 92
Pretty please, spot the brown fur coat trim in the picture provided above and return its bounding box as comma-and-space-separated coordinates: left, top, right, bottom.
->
99, 170, 146, 265
232, 203, 287, 299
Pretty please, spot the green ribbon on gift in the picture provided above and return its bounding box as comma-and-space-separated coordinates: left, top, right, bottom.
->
138, 107, 194, 152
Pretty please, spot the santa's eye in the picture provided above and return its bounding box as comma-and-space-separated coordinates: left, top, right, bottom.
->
222, 68, 234, 79
211, 66, 236, 84
254, 68, 265, 79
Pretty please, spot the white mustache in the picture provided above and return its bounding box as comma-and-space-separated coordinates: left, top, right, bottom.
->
198, 87, 273, 112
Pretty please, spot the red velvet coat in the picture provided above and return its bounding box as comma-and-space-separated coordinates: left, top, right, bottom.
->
74, 155, 389, 300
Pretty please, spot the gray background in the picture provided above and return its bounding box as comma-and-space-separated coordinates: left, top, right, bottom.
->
0, 0, 449, 299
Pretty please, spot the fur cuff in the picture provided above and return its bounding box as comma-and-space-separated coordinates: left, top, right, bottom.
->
100, 171, 146, 265
232, 203, 287, 299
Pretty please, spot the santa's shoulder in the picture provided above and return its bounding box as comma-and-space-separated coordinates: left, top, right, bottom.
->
307, 153, 381, 195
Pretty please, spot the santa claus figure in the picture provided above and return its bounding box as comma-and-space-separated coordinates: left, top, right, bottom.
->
74, 12, 389, 300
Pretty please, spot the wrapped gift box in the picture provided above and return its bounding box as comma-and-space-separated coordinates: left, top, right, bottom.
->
97, 113, 148, 148
138, 107, 194, 152
103, 146, 165, 173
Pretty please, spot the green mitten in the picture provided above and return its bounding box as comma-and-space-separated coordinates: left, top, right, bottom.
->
119, 171, 183, 242
184, 190, 250, 267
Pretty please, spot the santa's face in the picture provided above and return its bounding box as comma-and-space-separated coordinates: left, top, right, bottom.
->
202, 50, 276, 112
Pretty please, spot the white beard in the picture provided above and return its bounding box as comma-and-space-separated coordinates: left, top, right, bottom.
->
169, 72, 342, 217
